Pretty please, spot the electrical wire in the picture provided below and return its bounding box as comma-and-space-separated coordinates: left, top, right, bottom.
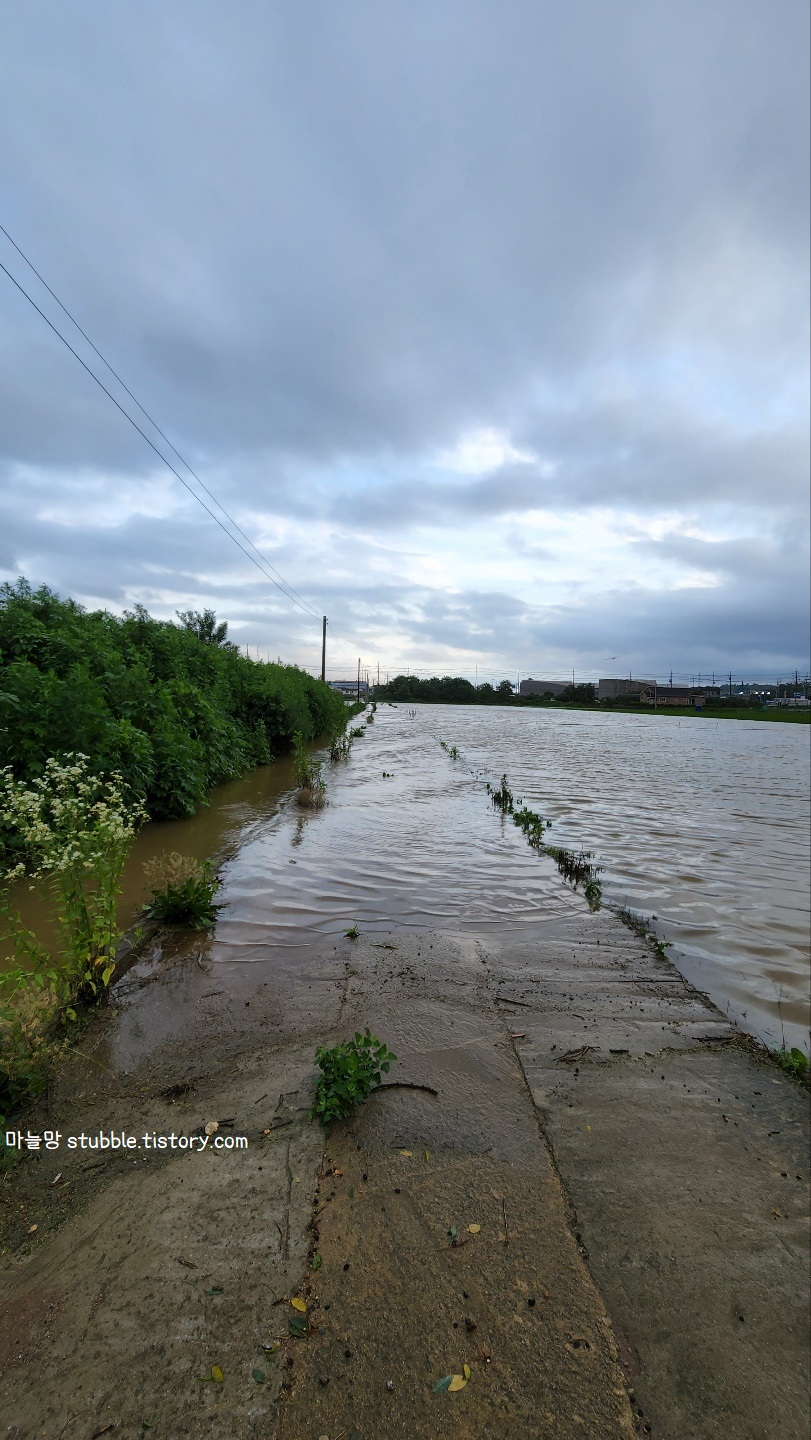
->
0, 234, 351, 637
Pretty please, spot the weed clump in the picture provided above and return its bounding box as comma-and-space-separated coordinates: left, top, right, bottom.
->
309, 1029, 396, 1126
330, 732, 350, 762
772, 1047, 810, 1087
545, 845, 603, 907
488, 775, 514, 813
293, 732, 326, 807
513, 806, 550, 848
143, 852, 221, 929
348, 726, 365, 740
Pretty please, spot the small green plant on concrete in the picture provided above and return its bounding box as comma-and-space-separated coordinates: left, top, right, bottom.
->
144, 852, 221, 929
309, 1029, 396, 1126
772, 1046, 810, 1086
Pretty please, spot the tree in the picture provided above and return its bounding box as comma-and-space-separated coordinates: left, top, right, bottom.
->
176, 609, 233, 648
496, 679, 514, 698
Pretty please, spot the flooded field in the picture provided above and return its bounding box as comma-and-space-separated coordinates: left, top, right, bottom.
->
7, 704, 810, 1057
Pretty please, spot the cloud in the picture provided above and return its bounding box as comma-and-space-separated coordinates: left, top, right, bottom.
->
0, 0, 807, 678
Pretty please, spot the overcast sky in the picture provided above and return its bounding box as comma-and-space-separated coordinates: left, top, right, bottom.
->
1, 1, 808, 684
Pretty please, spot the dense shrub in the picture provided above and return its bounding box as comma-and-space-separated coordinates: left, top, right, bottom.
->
0, 579, 346, 821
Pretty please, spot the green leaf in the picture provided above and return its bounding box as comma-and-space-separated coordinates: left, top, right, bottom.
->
252, 1368, 266, 1383
433, 1374, 454, 1394
311, 1253, 322, 1270
205, 1286, 223, 1294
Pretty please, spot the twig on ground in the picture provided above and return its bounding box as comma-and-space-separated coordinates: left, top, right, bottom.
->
373, 1081, 439, 1096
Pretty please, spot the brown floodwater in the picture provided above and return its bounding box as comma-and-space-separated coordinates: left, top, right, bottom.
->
6, 704, 810, 1057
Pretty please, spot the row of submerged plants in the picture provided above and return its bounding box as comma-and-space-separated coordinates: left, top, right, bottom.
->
486, 771, 603, 908
453, 754, 603, 909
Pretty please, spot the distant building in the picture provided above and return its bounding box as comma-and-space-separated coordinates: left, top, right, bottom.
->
598, 677, 655, 700
638, 685, 705, 707
328, 679, 369, 698
519, 678, 570, 697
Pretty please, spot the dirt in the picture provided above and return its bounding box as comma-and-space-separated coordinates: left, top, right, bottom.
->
1, 920, 808, 1439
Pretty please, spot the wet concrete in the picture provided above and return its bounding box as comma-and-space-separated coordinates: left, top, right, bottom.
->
2, 918, 808, 1439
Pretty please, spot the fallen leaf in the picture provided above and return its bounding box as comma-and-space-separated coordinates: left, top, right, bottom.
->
463, 1363, 472, 1379
333, 1167, 344, 1176
312, 1253, 323, 1270
27, 1224, 37, 1234
211, 1365, 224, 1382
263, 1341, 280, 1355
467, 1224, 481, 1234
423, 1148, 431, 1162
433, 1375, 454, 1394
252, 1368, 266, 1383
585, 1125, 591, 1132
448, 1374, 467, 1392
399, 1150, 413, 1157
204, 1121, 218, 1136
205, 1286, 223, 1295
291, 1297, 307, 1312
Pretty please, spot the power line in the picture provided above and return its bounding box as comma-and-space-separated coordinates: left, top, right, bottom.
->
0, 233, 350, 639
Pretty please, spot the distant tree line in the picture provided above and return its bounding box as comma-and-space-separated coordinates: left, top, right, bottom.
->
0, 579, 346, 820
375, 674, 598, 706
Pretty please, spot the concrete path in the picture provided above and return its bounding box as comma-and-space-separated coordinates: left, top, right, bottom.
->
1, 913, 808, 1439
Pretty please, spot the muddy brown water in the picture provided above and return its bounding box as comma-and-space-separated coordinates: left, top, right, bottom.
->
6, 703, 810, 1057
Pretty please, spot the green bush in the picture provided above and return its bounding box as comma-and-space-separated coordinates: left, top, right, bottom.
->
0, 579, 347, 823
309, 1029, 396, 1126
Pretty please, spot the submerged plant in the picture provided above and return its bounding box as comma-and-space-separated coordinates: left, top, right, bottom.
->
545, 845, 603, 908
292, 732, 326, 806
513, 806, 550, 848
489, 775, 514, 813
330, 731, 351, 762
348, 726, 365, 740
144, 852, 221, 929
309, 1028, 396, 1126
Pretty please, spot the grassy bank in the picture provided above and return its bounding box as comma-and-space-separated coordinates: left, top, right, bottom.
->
0, 579, 348, 822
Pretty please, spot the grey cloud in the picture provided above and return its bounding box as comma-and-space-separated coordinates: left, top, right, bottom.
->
0, 0, 807, 674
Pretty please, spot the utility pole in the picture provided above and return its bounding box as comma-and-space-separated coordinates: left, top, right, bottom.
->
729, 670, 732, 697
357, 658, 361, 702
321, 616, 327, 683
377, 661, 380, 687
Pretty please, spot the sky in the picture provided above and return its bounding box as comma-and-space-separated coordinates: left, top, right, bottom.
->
0, 1, 808, 685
